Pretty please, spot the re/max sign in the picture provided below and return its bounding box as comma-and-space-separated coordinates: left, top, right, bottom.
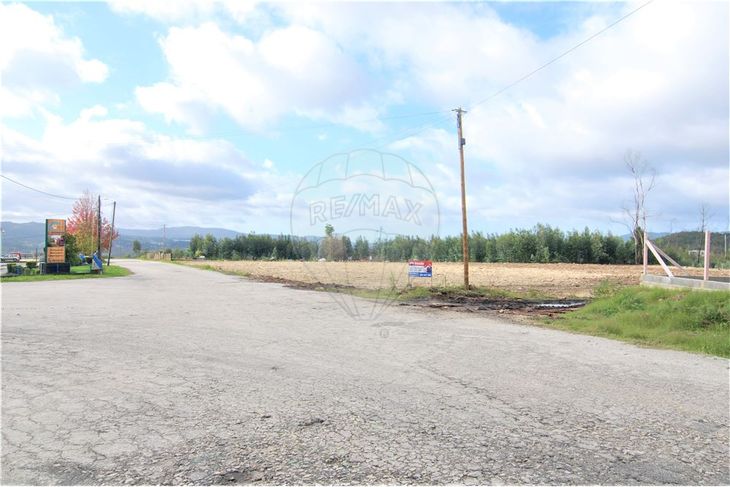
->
309, 194, 423, 225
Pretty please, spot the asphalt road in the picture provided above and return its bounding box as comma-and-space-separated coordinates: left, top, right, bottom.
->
2, 260, 728, 485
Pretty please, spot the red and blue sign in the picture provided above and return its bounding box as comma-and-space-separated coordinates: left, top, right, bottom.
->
408, 260, 433, 278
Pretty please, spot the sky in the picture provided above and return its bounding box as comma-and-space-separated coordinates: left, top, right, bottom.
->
1, 0, 728, 237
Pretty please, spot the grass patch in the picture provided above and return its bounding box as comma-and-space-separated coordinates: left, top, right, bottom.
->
544, 286, 730, 358
1, 265, 131, 282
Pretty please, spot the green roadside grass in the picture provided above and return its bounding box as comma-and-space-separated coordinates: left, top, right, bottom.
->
1, 265, 131, 282
543, 284, 730, 358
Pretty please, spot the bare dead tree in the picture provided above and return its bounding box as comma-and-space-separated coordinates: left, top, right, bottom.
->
622, 150, 655, 264
696, 203, 713, 265
698, 203, 712, 233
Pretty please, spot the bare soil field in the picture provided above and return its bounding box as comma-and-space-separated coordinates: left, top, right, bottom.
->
181, 260, 727, 298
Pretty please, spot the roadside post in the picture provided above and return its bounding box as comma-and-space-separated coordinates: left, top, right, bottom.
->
704, 231, 711, 281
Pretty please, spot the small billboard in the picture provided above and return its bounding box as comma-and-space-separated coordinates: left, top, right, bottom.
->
46, 219, 66, 264
408, 259, 433, 278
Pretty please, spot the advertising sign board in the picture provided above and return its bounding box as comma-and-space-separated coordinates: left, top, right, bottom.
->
408, 260, 433, 278
46, 219, 66, 264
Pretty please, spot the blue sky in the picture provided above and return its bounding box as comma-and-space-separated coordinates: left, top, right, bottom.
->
1, 1, 728, 237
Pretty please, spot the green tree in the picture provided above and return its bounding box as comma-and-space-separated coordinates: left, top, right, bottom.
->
202, 234, 218, 259
354, 236, 370, 260
190, 234, 203, 256
64, 233, 80, 265
132, 240, 142, 255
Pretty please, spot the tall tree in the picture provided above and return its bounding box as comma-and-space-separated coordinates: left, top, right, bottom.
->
622, 150, 655, 264
67, 191, 118, 255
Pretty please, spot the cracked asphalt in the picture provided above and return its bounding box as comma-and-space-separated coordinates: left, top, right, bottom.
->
2, 259, 728, 485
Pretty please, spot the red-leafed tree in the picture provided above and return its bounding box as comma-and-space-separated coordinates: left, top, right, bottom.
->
67, 191, 118, 255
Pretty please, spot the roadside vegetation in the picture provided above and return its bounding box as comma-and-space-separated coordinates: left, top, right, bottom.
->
544, 283, 730, 358
1, 265, 130, 282
178, 226, 728, 269
185, 225, 640, 264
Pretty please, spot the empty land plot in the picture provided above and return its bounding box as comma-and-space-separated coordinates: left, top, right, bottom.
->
181, 260, 726, 298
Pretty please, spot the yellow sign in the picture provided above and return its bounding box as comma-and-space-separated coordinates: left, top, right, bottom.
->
47, 247, 65, 264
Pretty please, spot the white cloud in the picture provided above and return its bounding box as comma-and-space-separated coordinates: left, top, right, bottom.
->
3, 2, 727, 234
1, 108, 299, 230
108, 0, 258, 24
0, 3, 108, 119
135, 22, 384, 133
370, 1, 729, 232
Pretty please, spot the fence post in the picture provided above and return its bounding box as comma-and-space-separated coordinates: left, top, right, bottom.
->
704, 231, 711, 281
643, 231, 648, 275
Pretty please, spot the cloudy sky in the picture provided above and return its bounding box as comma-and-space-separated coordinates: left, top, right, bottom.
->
1, 0, 728, 236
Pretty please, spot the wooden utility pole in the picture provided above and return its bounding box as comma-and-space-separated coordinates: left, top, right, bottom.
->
107, 201, 116, 266
454, 107, 469, 288
97, 195, 102, 257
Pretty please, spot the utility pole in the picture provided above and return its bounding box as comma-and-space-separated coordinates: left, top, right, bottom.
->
97, 195, 102, 258
107, 201, 116, 266
454, 107, 469, 288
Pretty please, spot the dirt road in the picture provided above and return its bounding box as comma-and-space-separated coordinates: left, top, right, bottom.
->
2, 260, 728, 484
183, 260, 726, 298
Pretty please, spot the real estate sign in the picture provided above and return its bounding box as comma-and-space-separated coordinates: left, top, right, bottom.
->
46, 219, 66, 264
408, 259, 433, 278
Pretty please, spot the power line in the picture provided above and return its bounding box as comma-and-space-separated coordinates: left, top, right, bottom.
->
360, 0, 656, 151
1, 174, 119, 203
1, 174, 78, 200
467, 0, 656, 111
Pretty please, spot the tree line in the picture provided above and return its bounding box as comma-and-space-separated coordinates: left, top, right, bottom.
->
187, 224, 638, 264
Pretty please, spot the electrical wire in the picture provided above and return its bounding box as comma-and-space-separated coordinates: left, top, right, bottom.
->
1, 174, 117, 203
467, 0, 656, 111
358, 0, 656, 151
1, 174, 78, 200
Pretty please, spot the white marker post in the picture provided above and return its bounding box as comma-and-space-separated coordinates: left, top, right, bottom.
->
704, 231, 711, 281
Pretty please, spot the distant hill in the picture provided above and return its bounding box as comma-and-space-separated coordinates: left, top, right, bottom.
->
0, 221, 242, 256
655, 231, 728, 254
0, 222, 46, 254
620, 231, 669, 242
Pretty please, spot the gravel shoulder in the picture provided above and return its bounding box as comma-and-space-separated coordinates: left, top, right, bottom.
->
2, 259, 728, 484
